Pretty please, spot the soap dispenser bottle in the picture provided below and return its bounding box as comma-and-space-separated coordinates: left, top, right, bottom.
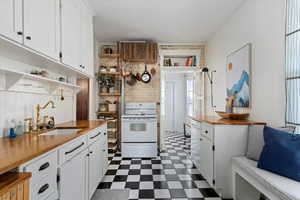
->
9, 128, 17, 138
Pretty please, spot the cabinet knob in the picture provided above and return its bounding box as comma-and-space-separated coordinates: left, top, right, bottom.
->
86, 153, 90, 157
104, 132, 107, 135
102, 149, 106, 152
17, 31, 23, 35
26, 36, 31, 40
205, 130, 208, 134
90, 151, 93, 154
200, 138, 203, 141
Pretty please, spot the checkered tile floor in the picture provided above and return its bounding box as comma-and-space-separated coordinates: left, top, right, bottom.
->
97, 132, 223, 199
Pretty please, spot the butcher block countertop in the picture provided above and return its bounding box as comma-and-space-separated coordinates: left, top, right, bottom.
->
191, 116, 266, 125
0, 120, 106, 175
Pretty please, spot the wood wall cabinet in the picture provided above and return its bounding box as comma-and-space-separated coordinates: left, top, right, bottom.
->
23, 0, 60, 60
0, 0, 23, 43
120, 42, 157, 64
145, 43, 158, 64
0, 173, 31, 200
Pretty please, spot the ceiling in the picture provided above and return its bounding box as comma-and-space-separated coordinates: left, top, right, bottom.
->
89, 0, 245, 43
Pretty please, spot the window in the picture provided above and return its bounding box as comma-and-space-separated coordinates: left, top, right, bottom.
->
285, 0, 300, 130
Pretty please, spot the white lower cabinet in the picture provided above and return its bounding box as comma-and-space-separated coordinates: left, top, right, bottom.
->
190, 121, 249, 199
198, 135, 214, 186
20, 123, 108, 200
60, 148, 88, 200
88, 140, 102, 199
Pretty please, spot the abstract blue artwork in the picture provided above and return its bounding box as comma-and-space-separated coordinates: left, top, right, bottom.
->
226, 44, 251, 107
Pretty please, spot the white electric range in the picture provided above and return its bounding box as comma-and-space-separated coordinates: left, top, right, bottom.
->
121, 102, 158, 158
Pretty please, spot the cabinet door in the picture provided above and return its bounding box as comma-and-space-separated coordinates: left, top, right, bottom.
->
61, 0, 81, 69
121, 43, 146, 62
101, 133, 108, 176
60, 149, 88, 200
79, 2, 94, 75
88, 141, 102, 199
199, 136, 214, 186
23, 0, 60, 59
145, 43, 158, 64
191, 125, 201, 169
0, 0, 23, 43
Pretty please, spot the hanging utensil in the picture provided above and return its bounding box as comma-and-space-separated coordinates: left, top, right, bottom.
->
141, 65, 151, 83
60, 89, 65, 101
150, 67, 156, 76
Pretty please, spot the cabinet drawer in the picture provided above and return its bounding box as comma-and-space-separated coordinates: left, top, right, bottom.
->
88, 127, 103, 145
31, 175, 57, 200
24, 151, 57, 180
201, 123, 214, 141
59, 136, 87, 165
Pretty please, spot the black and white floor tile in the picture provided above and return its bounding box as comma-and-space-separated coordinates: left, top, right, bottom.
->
98, 132, 223, 200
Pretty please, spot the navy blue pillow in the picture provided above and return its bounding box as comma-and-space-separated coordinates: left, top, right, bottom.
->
257, 126, 300, 182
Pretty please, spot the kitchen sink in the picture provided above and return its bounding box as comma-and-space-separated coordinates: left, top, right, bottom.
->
40, 128, 82, 136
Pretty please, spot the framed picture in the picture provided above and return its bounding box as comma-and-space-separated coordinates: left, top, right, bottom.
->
226, 43, 251, 108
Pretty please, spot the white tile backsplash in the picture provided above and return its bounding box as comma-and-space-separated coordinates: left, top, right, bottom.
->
0, 90, 75, 137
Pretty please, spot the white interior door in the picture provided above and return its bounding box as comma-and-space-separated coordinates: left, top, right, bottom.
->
0, 0, 23, 43
23, 0, 60, 59
165, 81, 175, 132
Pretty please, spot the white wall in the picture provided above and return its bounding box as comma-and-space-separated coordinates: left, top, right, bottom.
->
206, 0, 286, 126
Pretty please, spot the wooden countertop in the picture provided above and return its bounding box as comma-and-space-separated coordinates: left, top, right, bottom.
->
191, 116, 266, 125
0, 120, 106, 175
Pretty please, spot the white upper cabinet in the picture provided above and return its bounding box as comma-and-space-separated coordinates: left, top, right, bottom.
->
79, 2, 94, 76
0, 0, 23, 43
23, 0, 60, 60
0, 0, 94, 77
61, 0, 81, 70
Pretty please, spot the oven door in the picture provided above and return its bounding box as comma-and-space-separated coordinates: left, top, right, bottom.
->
122, 117, 157, 142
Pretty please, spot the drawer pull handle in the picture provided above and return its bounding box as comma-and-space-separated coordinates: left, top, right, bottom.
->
90, 132, 101, 139
65, 142, 84, 155
39, 162, 50, 171
38, 184, 49, 194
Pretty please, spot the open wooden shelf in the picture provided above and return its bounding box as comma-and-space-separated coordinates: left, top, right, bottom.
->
99, 71, 121, 75
108, 138, 118, 144
96, 111, 117, 115
99, 93, 121, 96
99, 53, 120, 58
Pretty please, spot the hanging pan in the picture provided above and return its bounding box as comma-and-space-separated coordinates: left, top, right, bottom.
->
141, 65, 151, 83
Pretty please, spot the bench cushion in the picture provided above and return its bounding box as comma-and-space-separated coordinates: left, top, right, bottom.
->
232, 157, 300, 200
258, 126, 300, 182
246, 126, 295, 161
